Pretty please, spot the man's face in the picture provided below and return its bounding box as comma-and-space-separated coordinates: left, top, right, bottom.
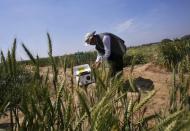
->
87, 36, 96, 45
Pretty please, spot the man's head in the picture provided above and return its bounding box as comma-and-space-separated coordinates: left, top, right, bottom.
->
84, 31, 97, 46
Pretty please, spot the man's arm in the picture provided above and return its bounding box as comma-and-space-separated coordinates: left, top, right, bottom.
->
92, 51, 102, 68
93, 35, 111, 68
102, 35, 111, 61
95, 51, 102, 62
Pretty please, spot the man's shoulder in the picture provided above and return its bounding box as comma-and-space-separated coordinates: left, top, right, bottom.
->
97, 33, 124, 43
97, 33, 112, 38
98, 32, 112, 36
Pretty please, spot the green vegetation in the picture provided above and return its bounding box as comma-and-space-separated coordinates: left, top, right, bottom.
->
124, 43, 159, 65
0, 34, 190, 130
157, 39, 190, 71
20, 51, 96, 68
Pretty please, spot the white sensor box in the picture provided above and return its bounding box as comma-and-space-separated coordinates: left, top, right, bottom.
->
73, 64, 94, 86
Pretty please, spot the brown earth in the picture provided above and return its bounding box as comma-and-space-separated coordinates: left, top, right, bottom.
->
123, 63, 172, 115
0, 63, 173, 128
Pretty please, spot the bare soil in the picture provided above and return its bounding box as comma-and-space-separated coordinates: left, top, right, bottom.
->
123, 63, 172, 116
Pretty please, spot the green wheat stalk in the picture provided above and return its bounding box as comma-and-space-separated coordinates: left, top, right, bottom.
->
11, 38, 17, 76
153, 110, 184, 130
76, 88, 91, 124
1, 51, 8, 73
7, 50, 13, 75
22, 43, 36, 64
133, 90, 156, 113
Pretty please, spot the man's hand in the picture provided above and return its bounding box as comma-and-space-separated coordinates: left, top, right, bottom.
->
92, 62, 101, 69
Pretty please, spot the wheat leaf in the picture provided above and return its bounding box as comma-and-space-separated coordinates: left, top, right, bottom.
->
76, 89, 91, 124
22, 43, 36, 64
133, 90, 156, 113
154, 110, 184, 130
